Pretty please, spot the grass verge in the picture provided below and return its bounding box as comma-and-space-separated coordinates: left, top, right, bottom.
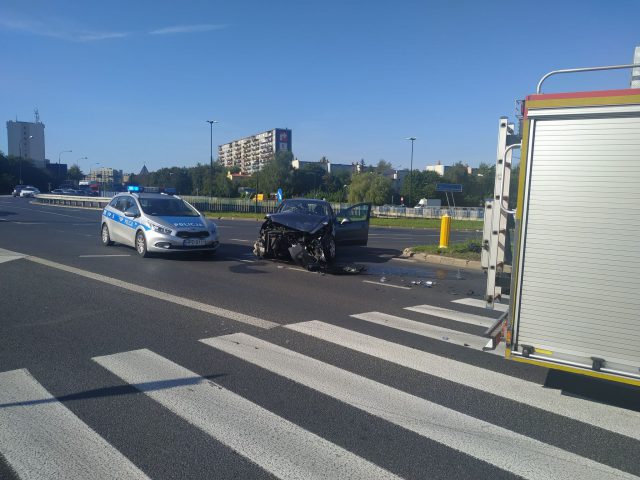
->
411, 239, 482, 261
371, 217, 482, 230
203, 212, 483, 231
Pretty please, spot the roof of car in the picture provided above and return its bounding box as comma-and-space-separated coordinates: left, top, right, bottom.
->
116, 192, 176, 199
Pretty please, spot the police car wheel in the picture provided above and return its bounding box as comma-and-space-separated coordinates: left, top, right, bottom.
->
135, 231, 149, 258
101, 224, 114, 246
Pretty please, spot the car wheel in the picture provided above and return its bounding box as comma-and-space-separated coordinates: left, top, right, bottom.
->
135, 230, 150, 258
323, 235, 336, 262
101, 224, 114, 246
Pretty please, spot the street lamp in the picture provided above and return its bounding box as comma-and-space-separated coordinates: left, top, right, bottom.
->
75, 157, 88, 180
18, 135, 34, 184
58, 149, 72, 181
206, 120, 218, 196
405, 137, 417, 207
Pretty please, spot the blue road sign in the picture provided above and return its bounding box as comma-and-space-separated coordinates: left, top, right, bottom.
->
276, 188, 283, 203
436, 183, 463, 193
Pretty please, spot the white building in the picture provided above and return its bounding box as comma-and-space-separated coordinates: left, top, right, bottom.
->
7, 120, 46, 168
218, 128, 292, 175
425, 162, 449, 176
85, 167, 123, 190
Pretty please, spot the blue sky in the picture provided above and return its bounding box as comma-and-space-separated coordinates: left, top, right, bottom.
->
1, 0, 639, 173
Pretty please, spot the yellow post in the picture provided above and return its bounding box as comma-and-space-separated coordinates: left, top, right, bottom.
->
439, 214, 451, 248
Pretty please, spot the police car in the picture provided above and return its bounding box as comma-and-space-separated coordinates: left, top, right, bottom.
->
101, 187, 219, 257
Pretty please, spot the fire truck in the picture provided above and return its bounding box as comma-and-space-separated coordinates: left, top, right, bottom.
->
483, 63, 640, 387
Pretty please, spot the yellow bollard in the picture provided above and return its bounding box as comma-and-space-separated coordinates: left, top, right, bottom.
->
439, 214, 451, 248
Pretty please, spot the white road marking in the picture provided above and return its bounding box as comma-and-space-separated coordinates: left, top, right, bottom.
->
350, 311, 494, 351
25, 255, 278, 329
282, 321, 640, 441
78, 254, 131, 258
362, 280, 411, 290
0, 247, 26, 264
452, 297, 509, 312
405, 304, 497, 328
229, 238, 250, 242
202, 333, 639, 480
93, 349, 400, 480
0, 369, 149, 480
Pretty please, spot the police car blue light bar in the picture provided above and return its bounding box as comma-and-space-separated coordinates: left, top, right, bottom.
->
127, 185, 142, 192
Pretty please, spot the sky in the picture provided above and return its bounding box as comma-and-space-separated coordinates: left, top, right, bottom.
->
1, 0, 639, 174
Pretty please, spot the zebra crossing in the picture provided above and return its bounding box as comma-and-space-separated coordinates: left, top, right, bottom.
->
1, 297, 638, 480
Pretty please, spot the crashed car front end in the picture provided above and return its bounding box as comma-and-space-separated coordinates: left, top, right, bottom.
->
253, 213, 335, 269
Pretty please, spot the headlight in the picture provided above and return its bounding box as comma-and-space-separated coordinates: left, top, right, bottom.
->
149, 222, 172, 235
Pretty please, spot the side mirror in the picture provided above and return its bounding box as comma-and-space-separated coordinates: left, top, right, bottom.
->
124, 211, 139, 218
340, 218, 351, 225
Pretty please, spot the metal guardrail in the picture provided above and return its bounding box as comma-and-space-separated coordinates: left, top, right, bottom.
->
34, 194, 484, 220
374, 206, 484, 220
35, 194, 110, 209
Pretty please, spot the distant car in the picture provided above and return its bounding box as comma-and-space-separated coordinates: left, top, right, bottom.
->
61, 189, 76, 195
12, 185, 26, 197
19, 187, 40, 197
253, 198, 371, 268
51, 189, 64, 194
101, 191, 220, 258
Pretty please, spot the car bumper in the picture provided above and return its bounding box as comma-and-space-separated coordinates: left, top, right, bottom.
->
145, 230, 220, 253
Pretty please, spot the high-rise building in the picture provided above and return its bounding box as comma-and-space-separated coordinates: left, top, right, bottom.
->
85, 167, 123, 191
218, 128, 292, 174
7, 117, 46, 168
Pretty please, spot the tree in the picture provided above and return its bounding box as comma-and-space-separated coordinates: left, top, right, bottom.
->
374, 159, 393, 174
67, 164, 84, 183
348, 172, 392, 205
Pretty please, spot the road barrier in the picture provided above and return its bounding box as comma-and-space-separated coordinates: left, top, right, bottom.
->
34, 194, 484, 220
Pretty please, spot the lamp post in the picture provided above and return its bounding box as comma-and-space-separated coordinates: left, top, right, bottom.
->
405, 137, 417, 208
18, 135, 34, 184
58, 150, 72, 182
75, 157, 88, 181
206, 120, 218, 196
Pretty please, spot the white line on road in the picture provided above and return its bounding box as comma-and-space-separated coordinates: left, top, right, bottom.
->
25, 255, 278, 329
93, 349, 400, 480
350, 311, 494, 351
0, 369, 149, 480
0, 247, 26, 264
229, 238, 250, 242
362, 280, 411, 290
452, 297, 509, 312
78, 254, 131, 258
281, 321, 640, 441
405, 304, 497, 328
202, 333, 639, 480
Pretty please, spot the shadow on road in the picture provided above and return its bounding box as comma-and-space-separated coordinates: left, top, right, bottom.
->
544, 369, 640, 412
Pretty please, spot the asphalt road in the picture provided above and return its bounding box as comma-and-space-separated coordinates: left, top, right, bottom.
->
0, 196, 638, 480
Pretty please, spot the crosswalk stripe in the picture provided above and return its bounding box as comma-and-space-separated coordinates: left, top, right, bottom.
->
281, 321, 640, 441
0, 369, 149, 480
452, 297, 509, 312
351, 311, 491, 351
405, 304, 497, 328
201, 333, 638, 480
93, 349, 400, 480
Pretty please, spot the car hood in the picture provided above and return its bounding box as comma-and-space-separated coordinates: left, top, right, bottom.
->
148, 215, 207, 230
268, 212, 330, 234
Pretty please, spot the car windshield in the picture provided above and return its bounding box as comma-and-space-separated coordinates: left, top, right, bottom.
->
277, 200, 332, 216
138, 198, 199, 217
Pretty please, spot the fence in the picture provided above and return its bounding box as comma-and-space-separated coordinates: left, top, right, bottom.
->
35, 193, 484, 220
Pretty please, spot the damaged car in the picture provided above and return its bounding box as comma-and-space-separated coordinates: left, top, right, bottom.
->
253, 199, 371, 269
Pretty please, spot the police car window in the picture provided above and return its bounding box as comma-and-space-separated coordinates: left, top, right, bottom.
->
115, 197, 129, 212
138, 198, 199, 217
126, 199, 140, 215
109, 198, 120, 209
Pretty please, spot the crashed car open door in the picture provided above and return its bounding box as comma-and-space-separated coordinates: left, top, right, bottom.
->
334, 203, 371, 245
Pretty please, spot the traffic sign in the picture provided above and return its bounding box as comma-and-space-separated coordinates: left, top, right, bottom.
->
276, 188, 283, 203
436, 183, 463, 193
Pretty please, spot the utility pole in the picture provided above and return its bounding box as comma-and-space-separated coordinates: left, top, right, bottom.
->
206, 120, 218, 196
405, 137, 417, 207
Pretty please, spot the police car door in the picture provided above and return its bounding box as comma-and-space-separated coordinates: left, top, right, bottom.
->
111, 197, 131, 244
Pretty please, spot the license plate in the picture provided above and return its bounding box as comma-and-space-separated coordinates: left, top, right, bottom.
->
184, 239, 207, 247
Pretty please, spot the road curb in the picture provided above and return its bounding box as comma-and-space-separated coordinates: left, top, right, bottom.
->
402, 248, 482, 270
